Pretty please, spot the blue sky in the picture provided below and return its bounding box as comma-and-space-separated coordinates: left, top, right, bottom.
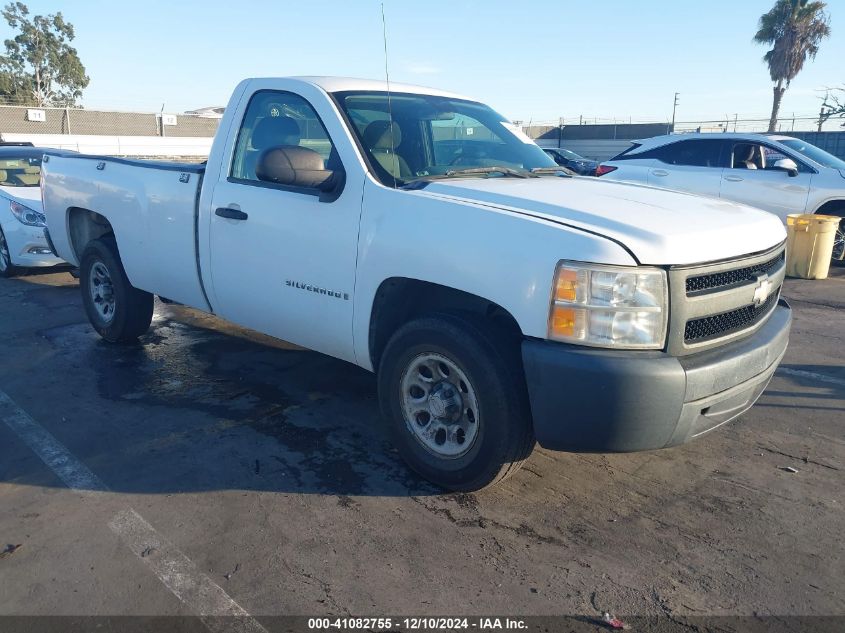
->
6, 1, 843, 123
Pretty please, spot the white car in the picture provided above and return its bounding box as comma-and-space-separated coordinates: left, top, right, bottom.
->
0, 145, 68, 277
597, 133, 845, 261
42, 77, 791, 490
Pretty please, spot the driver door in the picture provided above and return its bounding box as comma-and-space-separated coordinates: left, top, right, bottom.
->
207, 89, 361, 363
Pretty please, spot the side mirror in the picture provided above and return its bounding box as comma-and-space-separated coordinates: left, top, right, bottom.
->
256, 146, 338, 191
773, 158, 799, 177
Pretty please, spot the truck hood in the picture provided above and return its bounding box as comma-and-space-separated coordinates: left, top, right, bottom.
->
420, 177, 786, 265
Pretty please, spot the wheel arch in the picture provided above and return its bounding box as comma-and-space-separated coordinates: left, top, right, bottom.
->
812, 199, 845, 216
368, 277, 524, 372
67, 207, 115, 264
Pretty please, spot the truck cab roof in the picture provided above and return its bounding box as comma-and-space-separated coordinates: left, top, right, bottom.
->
255, 76, 473, 100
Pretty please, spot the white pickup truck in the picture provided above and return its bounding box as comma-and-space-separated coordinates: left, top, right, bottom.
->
42, 77, 792, 490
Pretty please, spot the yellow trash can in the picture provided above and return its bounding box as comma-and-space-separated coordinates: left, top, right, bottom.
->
785, 214, 841, 280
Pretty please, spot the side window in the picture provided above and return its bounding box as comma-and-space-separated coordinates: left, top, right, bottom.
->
761, 144, 812, 173
729, 142, 787, 171
652, 140, 725, 167
230, 90, 338, 183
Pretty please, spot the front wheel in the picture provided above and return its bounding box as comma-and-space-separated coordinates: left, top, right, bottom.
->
80, 237, 154, 342
0, 227, 18, 278
378, 314, 535, 491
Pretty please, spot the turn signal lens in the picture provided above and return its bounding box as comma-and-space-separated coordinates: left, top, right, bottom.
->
550, 306, 581, 338
554, 268, 578, 302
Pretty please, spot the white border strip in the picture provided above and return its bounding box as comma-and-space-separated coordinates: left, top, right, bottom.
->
109, 509, 267, 633
0, 389, 267, 632
0, 391, 108, 492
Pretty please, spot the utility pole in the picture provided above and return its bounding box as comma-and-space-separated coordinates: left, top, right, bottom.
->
671, 92, 680, 132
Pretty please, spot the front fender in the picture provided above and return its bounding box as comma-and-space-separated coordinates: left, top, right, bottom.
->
351, 178, 636, 370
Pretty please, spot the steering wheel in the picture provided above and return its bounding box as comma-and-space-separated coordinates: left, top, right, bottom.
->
448, 146, 486, 166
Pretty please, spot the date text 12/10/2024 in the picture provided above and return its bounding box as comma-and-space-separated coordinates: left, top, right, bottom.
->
307, 617, 528, 631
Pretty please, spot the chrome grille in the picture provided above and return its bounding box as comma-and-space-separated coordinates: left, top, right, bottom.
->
685, 251, 785, 295
684, 286, 781, 343
667, 242, 786, 355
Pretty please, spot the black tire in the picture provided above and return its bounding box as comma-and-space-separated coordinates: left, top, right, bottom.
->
80, 237, 153, 342
0, 227, 18, 278
378, 313, 535, 491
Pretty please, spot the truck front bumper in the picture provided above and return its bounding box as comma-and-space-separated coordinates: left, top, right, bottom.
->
522, 299, 791, 452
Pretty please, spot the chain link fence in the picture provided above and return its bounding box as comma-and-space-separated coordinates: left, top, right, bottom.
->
0, 105, 220, 138
518, 114, 845, 137
522, 115, 845, 161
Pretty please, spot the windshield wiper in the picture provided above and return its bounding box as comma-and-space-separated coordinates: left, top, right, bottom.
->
402, 165, 540, 190
530, 166, 575, 177
443, 166, 538, 179
402, 166, 538, 189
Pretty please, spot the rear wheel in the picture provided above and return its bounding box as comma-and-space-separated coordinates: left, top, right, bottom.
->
0, 227, 18, 278
80, 237, 153, 342
378, 314, 535, 491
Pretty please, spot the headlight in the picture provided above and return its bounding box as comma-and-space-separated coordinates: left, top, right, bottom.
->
10, 200, 46, 227
548, 261, 668, 349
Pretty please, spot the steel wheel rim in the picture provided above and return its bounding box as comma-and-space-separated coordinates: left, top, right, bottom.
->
400, 352, 480, 459
89, 260, 116, 324
833, 220, 845, 262
0, 230, 8, 272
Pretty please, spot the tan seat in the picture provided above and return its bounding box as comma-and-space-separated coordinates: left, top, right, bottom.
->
363, 120, 410, 179
15, 173, 40, 185
243, 115, 302, 180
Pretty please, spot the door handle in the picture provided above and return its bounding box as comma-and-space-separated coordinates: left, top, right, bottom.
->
724, 175, 744, 182
651, 169, 669, 177
215, 207, 248, 221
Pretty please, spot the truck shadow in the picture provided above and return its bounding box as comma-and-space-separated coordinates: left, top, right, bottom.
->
8, 301, 440, 498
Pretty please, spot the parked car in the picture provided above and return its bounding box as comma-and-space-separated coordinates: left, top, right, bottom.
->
542, 147, 598, 175
42, 77, 791, 490
597, 133, 845, 262
0, 146, 70, 277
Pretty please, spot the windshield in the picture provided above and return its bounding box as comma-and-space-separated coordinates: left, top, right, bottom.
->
333, 91, 556, 185
0, 155, 41, 187
779, 139, 845, 170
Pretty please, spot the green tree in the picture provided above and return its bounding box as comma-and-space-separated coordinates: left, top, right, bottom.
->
754, 0, 831, 133
0, 2, 89, 106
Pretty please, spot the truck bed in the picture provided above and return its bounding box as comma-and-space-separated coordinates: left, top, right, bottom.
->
42, 153, 210, 311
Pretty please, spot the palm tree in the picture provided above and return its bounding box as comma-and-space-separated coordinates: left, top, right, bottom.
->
754, 0, 831, 133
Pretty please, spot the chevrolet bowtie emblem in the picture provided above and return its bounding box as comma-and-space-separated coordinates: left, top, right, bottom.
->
752, 274, 773, 307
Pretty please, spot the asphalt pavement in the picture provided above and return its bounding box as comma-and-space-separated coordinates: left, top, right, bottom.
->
0, 266, 843, 632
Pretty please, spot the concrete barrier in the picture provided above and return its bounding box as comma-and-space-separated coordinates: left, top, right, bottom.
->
0, 133, 213, 158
